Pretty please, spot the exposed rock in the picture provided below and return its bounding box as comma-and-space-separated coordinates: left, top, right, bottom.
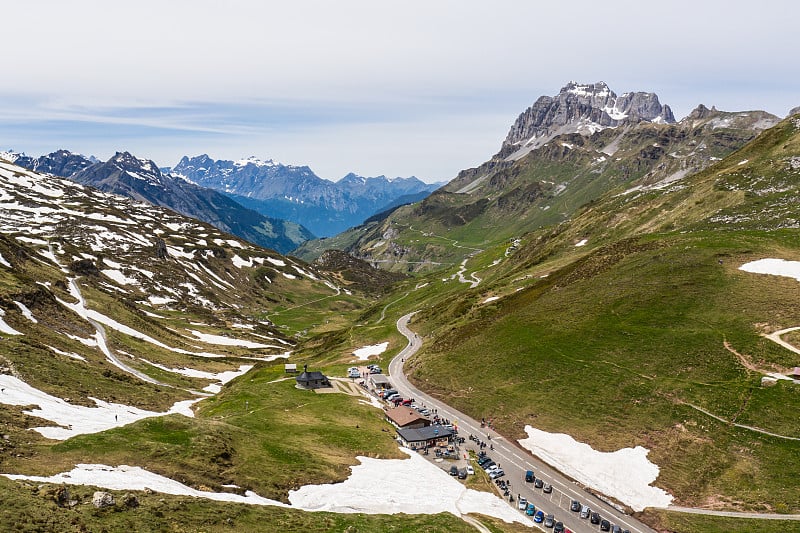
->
69, 258, 100, 276
92, 491, 115, 508
121, 492, 139, 508
154, 238, 168, 259
499, 81, 675, 159
790, 106, 800, 117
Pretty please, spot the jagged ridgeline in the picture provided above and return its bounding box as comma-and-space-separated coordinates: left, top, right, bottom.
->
295, 82, 780, 271
169, 155, 441, 238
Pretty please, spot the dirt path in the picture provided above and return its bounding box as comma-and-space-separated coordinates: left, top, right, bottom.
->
680, 402, 800, 442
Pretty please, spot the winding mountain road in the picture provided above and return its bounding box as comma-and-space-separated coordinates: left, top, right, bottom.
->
389, 313, 656, 533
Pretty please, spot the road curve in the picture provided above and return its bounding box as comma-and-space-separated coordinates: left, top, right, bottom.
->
389, 313, 656, 533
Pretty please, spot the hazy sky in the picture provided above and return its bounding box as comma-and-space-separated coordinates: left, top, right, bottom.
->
1, 0, 797, 182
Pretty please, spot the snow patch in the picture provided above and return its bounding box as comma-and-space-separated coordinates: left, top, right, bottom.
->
13, 301, 37, 323
188, 330, 273, 349
288, 448, 529, 524
0, 374, 199, 440
482, 296, 500, 304
352, 342, 389, 360
739, 258, 800, 281
0, 308, 22, 335
575, 239, 588, 247
518, 426, 672, 511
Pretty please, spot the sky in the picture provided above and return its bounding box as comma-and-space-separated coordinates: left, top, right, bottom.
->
1, 0, 798, 183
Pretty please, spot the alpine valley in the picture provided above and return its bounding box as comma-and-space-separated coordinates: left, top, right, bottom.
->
1, 81, 799, 533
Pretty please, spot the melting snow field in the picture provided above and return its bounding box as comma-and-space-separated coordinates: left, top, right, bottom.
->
288, 448, 527, 523
1, 449, 528, 525
518, 426, 672, 511
739, 258, 800, 281
0, 374, 198, 440
1, 464, 288, 507
352, 342, 388, 360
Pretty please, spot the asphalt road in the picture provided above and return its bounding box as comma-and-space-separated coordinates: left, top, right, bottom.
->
389, 312, 656, 533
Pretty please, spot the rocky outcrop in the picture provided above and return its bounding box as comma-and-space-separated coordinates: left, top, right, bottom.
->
92, 491, 115, 508
790, 106, 800, 117
499, 81, 675, 160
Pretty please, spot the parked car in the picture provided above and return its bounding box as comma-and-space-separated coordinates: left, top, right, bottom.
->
380, 389, 397, 399
570, 499, 581, 512
554, 522, 565, 533
543, 483, 552, 493
533, 510, 544, 523
457, 468, 467, 479
489, 469, 505, 479
401, 398, 413, 406
449, 465, 458, 476
544, 514, 555, 528
534, 478, 544, 488
347, 367, 360, 378
600, 519, 611, 531
611, 526, 623, 533
476, 456, 492, 466
518, 497, 527, 510
590, 512, 601, 524
526, 503, 536, 516
369, 366, 382, 374
481, 461, 495, 470
466, 465, 474, 475
579, 505, 591, 519
525, 470, 535, 482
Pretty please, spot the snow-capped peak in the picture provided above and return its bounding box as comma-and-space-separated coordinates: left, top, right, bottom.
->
234, 156, 276, 168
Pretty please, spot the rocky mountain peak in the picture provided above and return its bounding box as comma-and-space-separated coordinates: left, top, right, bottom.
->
499, 81, 675, 160
109, 152, 164, 185
790, 106, 800, 117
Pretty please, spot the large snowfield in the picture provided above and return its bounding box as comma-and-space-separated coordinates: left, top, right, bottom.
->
518, 426, 673, 512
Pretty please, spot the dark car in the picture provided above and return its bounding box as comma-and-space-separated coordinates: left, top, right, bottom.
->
600, 519, 611, 531
533, 510, 544, 523
477, 456, 491, 466
554, 522, 565, 533
611, 526, 624, 533
543, 483, 552, 493
525, 470, 535, 482
449, 465, 458, 476
570, 499, 581, 512
481, 461, 496, 470
457, 468, 467, 479
590, 512, 601, 524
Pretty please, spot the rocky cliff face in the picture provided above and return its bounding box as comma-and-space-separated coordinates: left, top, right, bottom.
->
499, 81, 675, 160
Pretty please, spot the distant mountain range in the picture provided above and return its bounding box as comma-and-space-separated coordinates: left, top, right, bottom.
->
168, 155, 442, 237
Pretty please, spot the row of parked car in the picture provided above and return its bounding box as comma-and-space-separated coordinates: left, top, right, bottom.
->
476, 454, 505, 479
347, 364, 383, 378
523, 470, 630, 532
